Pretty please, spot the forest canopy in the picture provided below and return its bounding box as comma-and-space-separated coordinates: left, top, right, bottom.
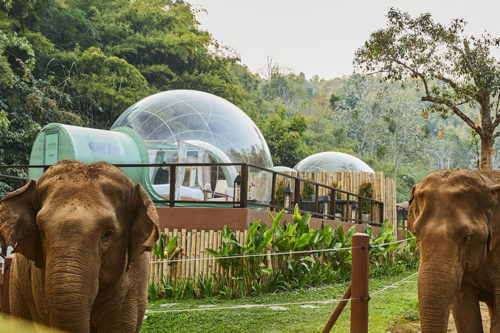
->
0, 1, 494, 201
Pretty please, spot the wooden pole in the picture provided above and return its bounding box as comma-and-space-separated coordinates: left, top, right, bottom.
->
321, 284, 351, 333
293, 178, 301, 209
314, 184, 319, 214
330, 189, 336, 218
270, 171, 277, 210
358, 196, 363, 223
351, 233, 370, 333
240, 164, 248, 208
169, 165, 176, 207
2, 256, 12, 315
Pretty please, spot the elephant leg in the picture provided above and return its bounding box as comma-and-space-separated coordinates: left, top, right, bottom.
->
9, 283, 30, 320
451, 282, 483, 333
487, 299, 500, 333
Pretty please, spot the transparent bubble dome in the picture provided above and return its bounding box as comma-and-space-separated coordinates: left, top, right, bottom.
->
294, 152, 374, 173
112, 90, 273, 203
112, 90, 272, 168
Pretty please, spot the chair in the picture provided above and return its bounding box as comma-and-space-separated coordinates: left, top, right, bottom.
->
203, 183, 212, 200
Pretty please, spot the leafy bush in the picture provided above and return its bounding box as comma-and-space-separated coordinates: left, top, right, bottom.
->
358, 182, 374, 214
274, 179, 286, 208
301, 183, 314, 201
148, 205, 419, 301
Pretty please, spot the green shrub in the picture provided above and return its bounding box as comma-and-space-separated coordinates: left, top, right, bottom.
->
301, 183, 314, 201
148, 205, 419, 301
358, 182, 374, 214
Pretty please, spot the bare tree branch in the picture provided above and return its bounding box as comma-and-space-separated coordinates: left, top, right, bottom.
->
436, 75, 458, 90
388, 57, 430, 95
421, 95, 482, 136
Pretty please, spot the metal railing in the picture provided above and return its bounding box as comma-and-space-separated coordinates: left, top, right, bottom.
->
0, 162, 385, 226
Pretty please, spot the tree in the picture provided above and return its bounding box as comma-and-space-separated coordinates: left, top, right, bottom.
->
382, 87, 427, 179
333, 75, 388, 158
258, 106, 308, 167
55, 46, 150, 127
355, 8, 500, 169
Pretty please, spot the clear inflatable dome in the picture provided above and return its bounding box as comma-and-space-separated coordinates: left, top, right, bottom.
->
272, 166, 297, 174
112, 90, 273, 203
294, 152, 374, 173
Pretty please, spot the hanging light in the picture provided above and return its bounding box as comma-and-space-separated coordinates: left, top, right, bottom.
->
438, 128, 444, 139
474, 116, 480, 128
423, 110, 429, 120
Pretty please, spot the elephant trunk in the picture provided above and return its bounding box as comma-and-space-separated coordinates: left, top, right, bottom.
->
418, 247, 462, 333
45, 243, 99, 332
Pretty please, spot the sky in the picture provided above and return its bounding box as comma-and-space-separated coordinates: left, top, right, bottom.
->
187, 0, 500, 79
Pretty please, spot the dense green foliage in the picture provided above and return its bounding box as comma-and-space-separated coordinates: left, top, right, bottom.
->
148, 207, 418, 300
1, 2, 496, 201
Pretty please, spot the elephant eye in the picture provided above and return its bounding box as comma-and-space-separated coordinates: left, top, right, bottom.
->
464, 233, 472, 242
102, 230, 113, 242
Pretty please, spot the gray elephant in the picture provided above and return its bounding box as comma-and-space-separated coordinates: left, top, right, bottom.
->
0, 160, 159, 332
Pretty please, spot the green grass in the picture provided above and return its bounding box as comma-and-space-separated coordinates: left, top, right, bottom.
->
141, 270, 419, 333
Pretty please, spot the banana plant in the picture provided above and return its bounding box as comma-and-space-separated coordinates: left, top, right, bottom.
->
152, 234, 181, 262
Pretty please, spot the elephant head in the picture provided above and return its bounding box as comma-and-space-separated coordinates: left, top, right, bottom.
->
0, 160, 159, 331
408, 169, 500, 332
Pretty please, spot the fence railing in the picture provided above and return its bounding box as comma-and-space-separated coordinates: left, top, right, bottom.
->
0, 162, 385, 226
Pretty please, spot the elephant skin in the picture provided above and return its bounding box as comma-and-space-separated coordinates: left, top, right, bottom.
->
408, 168, 500, 333
0, 160, 159, 332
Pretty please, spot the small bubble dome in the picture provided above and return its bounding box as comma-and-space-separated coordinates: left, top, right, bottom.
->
294, 152, 374, 173
111, 90, 273, 203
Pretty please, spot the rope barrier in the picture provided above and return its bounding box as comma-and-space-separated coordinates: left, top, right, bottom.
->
145, 271, 419, 314
149, 238, 415, 264
370, 271, 418, 297
150, 246, 352, 264
146, 297, 358, 314
369, 237, 415, 249
0, 174, 29, 180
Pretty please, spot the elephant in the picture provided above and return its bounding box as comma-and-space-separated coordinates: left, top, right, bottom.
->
408, 168, 500, 332
0, 160, 159, 332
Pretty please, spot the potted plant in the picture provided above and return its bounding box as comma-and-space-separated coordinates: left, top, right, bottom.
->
274, 179, 286, 208
358, 182, 374, 221
301, 183, 314, 201
330, 181, 343, 219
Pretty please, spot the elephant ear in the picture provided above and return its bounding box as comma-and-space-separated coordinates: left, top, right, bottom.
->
127, 183, 160, 271
487, 184, 500, 252
407, 185, 418, 233
0, 180, 43, 267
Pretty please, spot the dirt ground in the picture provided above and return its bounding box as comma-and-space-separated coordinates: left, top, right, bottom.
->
447, 303, 490, 332
392, 303, 490, 332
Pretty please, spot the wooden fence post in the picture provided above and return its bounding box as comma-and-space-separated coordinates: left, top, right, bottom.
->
169, 165, 176, 207
351, 233, 369, 333
240, 164, 248, 208
2, 256, 13, 315
321, 284, 351, 333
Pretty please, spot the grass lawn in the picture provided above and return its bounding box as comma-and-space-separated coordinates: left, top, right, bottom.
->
141, 270, 419, 333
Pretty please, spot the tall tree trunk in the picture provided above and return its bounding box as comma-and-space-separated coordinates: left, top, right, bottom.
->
480, 135, 493, 170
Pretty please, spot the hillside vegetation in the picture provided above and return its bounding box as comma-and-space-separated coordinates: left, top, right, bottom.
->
0, 0, 490, 201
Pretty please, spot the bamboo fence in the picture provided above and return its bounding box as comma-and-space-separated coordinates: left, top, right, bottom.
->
149, 172, 398, 283
149, 228, 250, 284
